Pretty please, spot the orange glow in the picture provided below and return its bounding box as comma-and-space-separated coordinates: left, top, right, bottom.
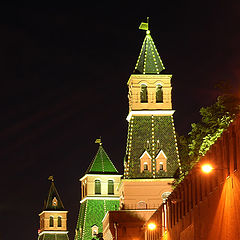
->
148, 223, 156, 230
201, 164, 213, 174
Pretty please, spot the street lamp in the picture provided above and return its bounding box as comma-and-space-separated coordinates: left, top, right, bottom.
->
147, 223, 156, 231
201, 164, 214, 174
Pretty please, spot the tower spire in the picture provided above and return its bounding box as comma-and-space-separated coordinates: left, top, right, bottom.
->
85, 143, 118, 174
134, 19, 165, 74
44, 178, 65, 211
38, 178, 69, 240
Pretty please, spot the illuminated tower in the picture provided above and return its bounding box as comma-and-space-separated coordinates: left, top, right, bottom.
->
38, 177, 69, 240
75, 141, 122, 240
120, 21, 181, 209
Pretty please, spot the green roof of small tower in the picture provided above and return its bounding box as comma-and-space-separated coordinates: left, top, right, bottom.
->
44, 178, 65, 211
134, 28, 165, 74
85, 144, 118, 174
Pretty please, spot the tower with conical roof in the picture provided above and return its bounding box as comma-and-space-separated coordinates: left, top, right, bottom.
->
75, 141, 122, 240
120, 20, 181, 210
38, 177, 69, 240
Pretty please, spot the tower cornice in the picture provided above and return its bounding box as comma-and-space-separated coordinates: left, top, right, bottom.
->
39, 231, 69, 236
80, 173, 122, 182
121, 178, 174, 182
39, 210, 68, 216
127, 74, 172, 85
80, 196, 120, 204
127, 110, 175, 122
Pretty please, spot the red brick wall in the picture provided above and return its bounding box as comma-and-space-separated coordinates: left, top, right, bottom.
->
146, 115, 240, 240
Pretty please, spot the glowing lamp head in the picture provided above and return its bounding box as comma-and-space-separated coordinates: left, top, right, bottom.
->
201, 164, 213, 174
148, 223, 156, 230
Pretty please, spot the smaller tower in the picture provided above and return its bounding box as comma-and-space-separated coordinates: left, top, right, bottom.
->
75, 140, 122, 240
38, 177, 69, 240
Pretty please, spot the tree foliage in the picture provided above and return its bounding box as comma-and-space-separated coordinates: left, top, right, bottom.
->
179, 93, 240, 175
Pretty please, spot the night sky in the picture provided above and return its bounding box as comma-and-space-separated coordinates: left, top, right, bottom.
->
1, 1, 240, 240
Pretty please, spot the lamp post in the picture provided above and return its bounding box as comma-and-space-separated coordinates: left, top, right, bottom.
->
144, 222, 164, 240
200, 163, 227, 174
147, 223, 157, 231
201, 163, 214, 174
145, 222, 156, 240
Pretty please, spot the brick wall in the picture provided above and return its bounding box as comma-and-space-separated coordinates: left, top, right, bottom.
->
146, 115, 240, 240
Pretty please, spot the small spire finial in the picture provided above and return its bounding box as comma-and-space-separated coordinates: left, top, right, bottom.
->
48, 176, 54, 182
95, 137, 102, 146
139, 17, 150, 34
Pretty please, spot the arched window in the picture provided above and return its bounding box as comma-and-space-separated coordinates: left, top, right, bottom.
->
140, 84, 148, 103
140, 151, 151, 173
52, 197, 58, 207
95, 179, 101, 194
144, 162, 148, 171
159, 162, 164, 170
49, 216, 54, 227
137, 201, 147, 209
91, 225, 98, 237
156, 84, 163, 103
108, 180, 114, 195
156, 150, 167, 172
58, 216, 62, 227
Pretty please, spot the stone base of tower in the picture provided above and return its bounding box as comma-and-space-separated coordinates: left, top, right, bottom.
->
119, 178, 174, 210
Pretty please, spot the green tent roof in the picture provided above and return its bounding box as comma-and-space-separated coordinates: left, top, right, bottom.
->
85, 145, 118, 174
44, 181, 65, 211
134, 30, 165, 74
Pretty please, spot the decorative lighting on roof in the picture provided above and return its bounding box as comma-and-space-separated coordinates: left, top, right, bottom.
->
135, 18, 165, 74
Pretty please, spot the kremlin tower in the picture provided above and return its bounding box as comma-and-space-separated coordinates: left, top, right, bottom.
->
120, 20, 181, 210
74, 141, 122, 240
38, 177, 69, 240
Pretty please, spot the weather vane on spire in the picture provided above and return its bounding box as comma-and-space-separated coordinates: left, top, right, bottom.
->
48, 176, 54, 182
139, 17, 150, 34
95, 137, 102, 145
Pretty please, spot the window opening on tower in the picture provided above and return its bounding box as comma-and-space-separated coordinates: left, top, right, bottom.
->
159, 162, 164, 170
49, 216, 54, 227
108, 180, 114, 195
91, 225, 98, 237
156, 150, 167, 172
58, 216, 62, 227
144, 162, 149, 171
140, 84, 148, 103
140, 151, 152, 172
95, 179, 101, 194
156, 84, 163, 103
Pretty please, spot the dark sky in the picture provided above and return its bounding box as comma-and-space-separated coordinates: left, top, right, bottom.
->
1, 1, 240, 240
